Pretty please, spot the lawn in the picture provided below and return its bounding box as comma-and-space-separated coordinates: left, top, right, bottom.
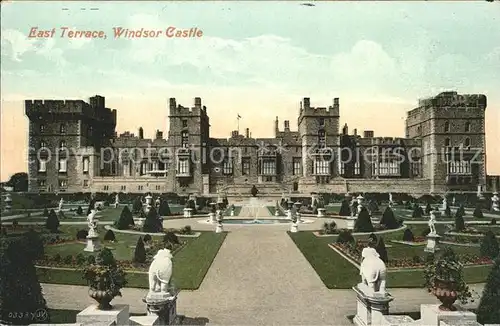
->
37, 230, 227, 290
289, 229, 493, 289
266, 206, 284, 216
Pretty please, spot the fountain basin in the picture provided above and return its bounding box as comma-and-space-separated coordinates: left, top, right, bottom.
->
197, 218, 314, 225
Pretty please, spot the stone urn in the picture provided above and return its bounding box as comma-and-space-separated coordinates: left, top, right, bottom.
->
431, 279, 458, 311
88, 288, 119, 310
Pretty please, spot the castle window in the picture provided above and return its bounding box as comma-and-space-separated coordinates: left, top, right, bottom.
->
59, 180, 67, 188
223, 159, 233, 175
138, 185, 143, 191
465, 121, 471, 132
242, 158, 250, 175
38, 180, 46, 187
378, 159, 399, 176
58, 159, 67, 173
445, 138, 451, 147
38, 159, 47, 172
340, 162, 346, 175
318, 130, 326, 148
464, 138, 471, 149
103, 185, 109, 191
182, 119, 188, 128
59, 141, 66, 150
411, 159, 421, 177
120, 185, 126, 191
354, 161, 361, 175
178, 158, 189, 174
88, 126, 93, 136
417, 126, 421, 135
448, 160, 471, 175
444, 121, 450, 132
40, 140, 47, 149
60, 124, 66, 134
319, 118, 325, 127
293, 158, 301, 175
260, 159, 276, 175
314, 159, 330, 175
83, 180, 89, 187
83, 157, 90, 173
40, 124, 45, 133
181, 131, 189, 148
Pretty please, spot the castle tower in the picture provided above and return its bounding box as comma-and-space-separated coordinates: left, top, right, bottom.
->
405, 91, 487, 193
297, 97, 340, 184
25, 95, 117, 192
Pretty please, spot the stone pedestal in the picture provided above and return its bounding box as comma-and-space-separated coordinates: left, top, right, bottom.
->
352, 284, 394, 326
84, 235, 100, 252
129, 315, 160, 326
492, 193, 499, 212
144, 292, 178, 325
346, 217, 357, 230
290, 222, 298, 233
230, 209, 235, 217
425, 234, 441, 253
215, 222, 223, 233
317, 208, 326, 217
420, 304, 478, 326
183, 208, 193, 218
275, 209, 280, 217
76, 304, 129, 326
296, 212, 302, 223
208, 212, 216, 224
286, 209, 292, 220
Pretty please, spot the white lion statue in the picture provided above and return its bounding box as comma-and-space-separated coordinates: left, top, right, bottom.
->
359, 247, 387, 295
148, 248, 173, 293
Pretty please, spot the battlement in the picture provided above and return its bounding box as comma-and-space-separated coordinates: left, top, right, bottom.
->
417, 92, 487, 109
360, 137, 421, 147
299, 97, 340, 117
25, 95, 116, 123
168, 97, 208, 117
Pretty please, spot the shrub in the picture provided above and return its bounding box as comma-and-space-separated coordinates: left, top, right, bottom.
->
143, 207, 162, 233
368, 233, 378, 246
339, 200, 351, 216
375, 237, 388, 263
132, 197, 143, 214
158, 200, 172, 216
250, 185, 258, 197
163, 231, 179, 245
455, 205, 465, 219
380, 207, 399, 229
180, 225, 192, 235
103, 230, 116, 242
12, 220, 19, 228
133, 237, 146, 264
368, 200, 379, 214
115, 206, 134, 230
52, 253, 61, 262
76, 229, 88, 240
76, 206, 83, 215
43, 207, 49, 217
143, 234, 152, 243
354, 207, 374, 233
412, 204, 423, 218
403, 228, 415, 242
336, 229, 355, 245
45, 209, 60, 233
474, 206, 484, 219
480, 231, 499, 260
86, 255, 95, 265
492, 219, 497, 225
477, 256, 500, 324
321, 221, 337, 235
75, 253, 86, 265
455, 214, 466, 232
425, 203, 432, 215
62, 255, 73, 265
421, 227, 431, 237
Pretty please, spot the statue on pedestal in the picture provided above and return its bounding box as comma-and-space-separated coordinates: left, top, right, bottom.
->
388, 193, 393, 207
148, 249, 173, 295
58, 198, 64, 212
492, 192, 500, 212
428, 210, 437, 235
87, 209, 98, 237
359, 247, 387, 295
114, 194, 120, 208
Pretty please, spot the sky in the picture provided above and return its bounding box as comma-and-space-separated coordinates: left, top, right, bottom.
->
1, 1, 499, 181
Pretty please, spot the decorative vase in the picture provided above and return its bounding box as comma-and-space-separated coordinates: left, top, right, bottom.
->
88, 288, 117, 310
431, 279, 458, 311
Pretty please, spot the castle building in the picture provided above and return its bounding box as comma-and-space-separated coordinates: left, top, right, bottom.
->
25, 91, 494, 196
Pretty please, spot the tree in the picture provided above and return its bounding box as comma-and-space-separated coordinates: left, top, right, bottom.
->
403, 229, 415, 242
455, 213, 466, 232
0, 234, 48, 324
5, 172, 28, 192
474, 205, 484, 219
45, 209, 59, 232
477, 256, 500, 324
103, 230, 116, 242
132, 197, 143, 214
158, 200, 172, 216
143, 207, 162, 233
375, 237, 388, 263
115, 206, 134, 230
336, 229, 355, 245
480, 231, 499, 259
251, 185, 258, 197
455, 205, 465, 219
76, 229, 88, 240
412, 204, 423, 218
76, 206, 83, 215
425, 202, 432, 215
339, 199, 351, 216
380, 207, 399, 229
354, 207, 374, 233
133, 237, 146, 264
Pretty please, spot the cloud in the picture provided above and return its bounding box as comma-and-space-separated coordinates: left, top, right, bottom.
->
1, 29, 36, 61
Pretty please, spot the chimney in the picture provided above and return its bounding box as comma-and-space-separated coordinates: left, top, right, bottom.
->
245, 128, 250, 138
353, 128, 357, 136
342, 123, 348, 135
138, 127, 144, 139
156, 130, 163, 139
169, 98, 176, 110
275, 116, 279, 136
194, 97, 201, 109
284, 120, 290, 132
231, 130, 238, 138
333, 98, 339, 108
303, 98, 310, 109
363, 130, 374, 138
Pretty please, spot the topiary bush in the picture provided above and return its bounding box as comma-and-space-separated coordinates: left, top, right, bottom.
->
455, 214, 466, 232
375, 237, 388, 263
354, 207, 374, 233
339, 199, 351, 216
158, 200, 172, 216
43, 207, 49, 217
115, 206, 134, 230
425, 202, 432, 216
412, 204, 424, 218
403, 228, 415, 242
45, 209, 60, 233
380, 207, 399, 229
480, 231, 499, 260
321, 221, 337, 235
143, 234, 152, 243
143, 207, 162, 233
336, 229, 355, 245
163, 231, 179, 245
455, 205, 465, 219
368, 233, 378, 245
133, 237, 146, 264
103, 230, 116, 242
474, 206, 484, 219
179, 225, 192, 235
76, 206, 83, 216
76, 229, 88, 240
477, 256, 500, 324
492, 218, 497, 225
132, 197, 143, 214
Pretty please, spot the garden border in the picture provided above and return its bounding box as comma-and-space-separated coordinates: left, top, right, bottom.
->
103, 225, 201, 238
313, 225, 407, 238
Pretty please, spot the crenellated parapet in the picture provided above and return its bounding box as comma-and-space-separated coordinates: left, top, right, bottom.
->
417, 91, 487, 109
168, 97, 208, 117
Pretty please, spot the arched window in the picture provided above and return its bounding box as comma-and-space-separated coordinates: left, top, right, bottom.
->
444, 121, 450, 132
59, 140, 66, 150
445, 138, 451, 147
181, 131, 189, 148
318, 130, 326, 148
464, 138, 471, 148
465, 121, 471, 132
40, 140, 47, 149
60, 124, 66, 134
